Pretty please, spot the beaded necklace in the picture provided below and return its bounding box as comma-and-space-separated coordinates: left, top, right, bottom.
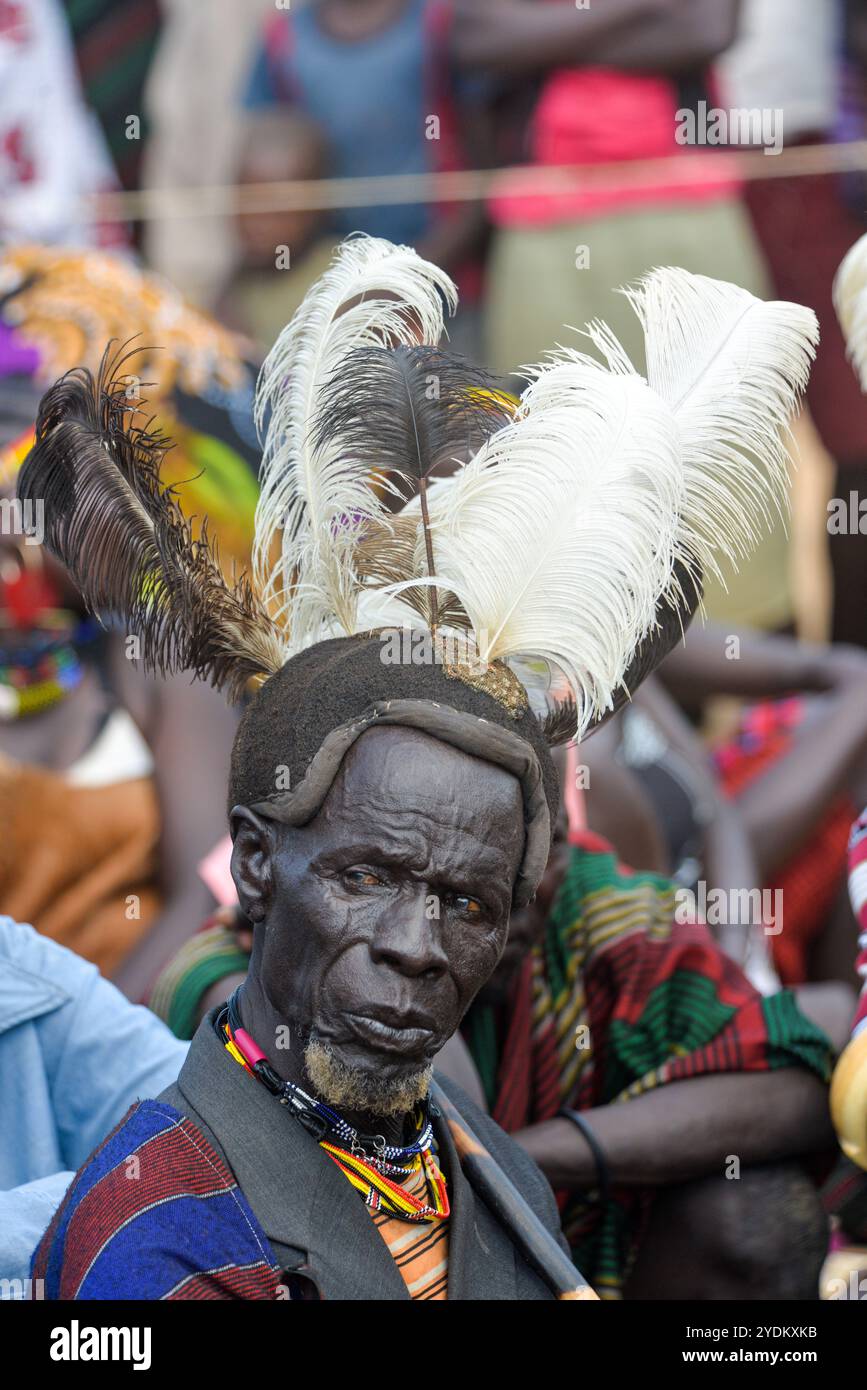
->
216, 993, 449, 1223
0, 614, 98, 720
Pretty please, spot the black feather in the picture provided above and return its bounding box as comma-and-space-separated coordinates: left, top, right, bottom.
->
584, 561, 703, 736
312, 344, 512, 627
312, 344, 513, 499
17, 343, 282, 701
541, 698, 580, 748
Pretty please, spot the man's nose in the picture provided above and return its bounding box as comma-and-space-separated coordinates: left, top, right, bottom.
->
368, 890, 448, 978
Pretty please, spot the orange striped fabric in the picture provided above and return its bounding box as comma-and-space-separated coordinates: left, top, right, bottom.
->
368, 1160, 450, 1300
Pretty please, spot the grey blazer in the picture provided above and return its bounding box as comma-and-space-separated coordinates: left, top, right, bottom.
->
158, 1010, 572, 1300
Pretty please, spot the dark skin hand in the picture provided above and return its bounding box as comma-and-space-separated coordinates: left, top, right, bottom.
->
506, 844, 834, 1186
230, 725, 524, 1143
452, 0, 741, 77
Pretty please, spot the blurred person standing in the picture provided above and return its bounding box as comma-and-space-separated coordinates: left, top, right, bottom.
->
0, 0, 124, 247
723, 0, 867, 648
457, 0, 796, 632
240, 0, 491, 352
215, 109, 336, 353
0, 249, 257, 1000
61, 0, 162, 196
142, 0, 273, 308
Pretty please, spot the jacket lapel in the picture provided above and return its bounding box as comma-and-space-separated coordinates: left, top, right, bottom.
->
174, 1015, 523, 1300
432, 1092, 520, 1301
175, 1015, 410, 1300
0, 957, 68, 1036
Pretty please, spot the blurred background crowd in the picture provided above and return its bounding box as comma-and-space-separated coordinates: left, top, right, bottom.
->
3, 0, 867, 1300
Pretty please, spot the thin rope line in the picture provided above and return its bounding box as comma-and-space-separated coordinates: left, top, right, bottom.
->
83, 138, 867, 224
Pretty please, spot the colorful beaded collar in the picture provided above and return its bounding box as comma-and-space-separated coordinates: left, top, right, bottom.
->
215, 991, 449, 1223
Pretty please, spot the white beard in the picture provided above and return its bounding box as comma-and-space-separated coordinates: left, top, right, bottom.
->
304, 1039, 432, 1117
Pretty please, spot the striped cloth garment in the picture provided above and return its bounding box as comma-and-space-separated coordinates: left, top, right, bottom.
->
31, 1101, 281, 1300
369, 1159, 450, 1301
31, 1094, 453, 1300
846, 810, 867, 1038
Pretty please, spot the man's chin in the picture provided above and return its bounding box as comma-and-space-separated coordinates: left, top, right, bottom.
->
304, 1038, 433, 1118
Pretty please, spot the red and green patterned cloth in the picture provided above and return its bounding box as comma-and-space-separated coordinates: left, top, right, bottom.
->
463, 836, 834, 1299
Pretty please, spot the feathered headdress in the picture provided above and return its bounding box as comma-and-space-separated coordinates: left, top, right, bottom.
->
835, 231, 867, 391
17, 234, 818, 743
17, 345, 283, 703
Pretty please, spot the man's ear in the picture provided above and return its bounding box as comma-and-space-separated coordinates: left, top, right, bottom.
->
229, 806, 274, 924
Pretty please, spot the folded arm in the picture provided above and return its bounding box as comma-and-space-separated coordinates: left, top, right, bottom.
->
515, 1067, 833, 1187
452, 0, 741, 77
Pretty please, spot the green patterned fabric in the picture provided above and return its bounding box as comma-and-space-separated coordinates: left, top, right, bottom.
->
463, 840, 833, 1297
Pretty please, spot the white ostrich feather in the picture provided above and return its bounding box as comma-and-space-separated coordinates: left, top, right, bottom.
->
599, 268, 819, 585
385, 359, 685, 734
253, 235, 457, 650
834, 232, 867, 390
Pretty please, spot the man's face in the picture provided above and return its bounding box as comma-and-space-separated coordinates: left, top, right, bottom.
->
245, 726, 524, 1102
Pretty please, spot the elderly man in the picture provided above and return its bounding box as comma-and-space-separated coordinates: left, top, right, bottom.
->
31, 643, 573, 1300
146, 802, 838, 1300
23, 234, 827, 1298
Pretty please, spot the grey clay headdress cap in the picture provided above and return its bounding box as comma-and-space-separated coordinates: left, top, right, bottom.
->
228, 634, 559, 908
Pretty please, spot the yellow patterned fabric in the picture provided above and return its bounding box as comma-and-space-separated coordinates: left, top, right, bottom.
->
0, 246, 259, 577
0, 246, 245, 400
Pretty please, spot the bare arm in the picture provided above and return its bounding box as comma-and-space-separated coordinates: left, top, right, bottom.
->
658, 621, 865, 705
515, 1068, 832, 1187
658, 628, 867, 879
581, 729, 671, 874
633, 676, 763, 966
111, 661, 240, 1000
736, 681, 867, 879
452, 0, 740, 77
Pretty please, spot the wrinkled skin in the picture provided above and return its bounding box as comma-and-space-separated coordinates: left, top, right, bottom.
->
230, 725, 525, 1139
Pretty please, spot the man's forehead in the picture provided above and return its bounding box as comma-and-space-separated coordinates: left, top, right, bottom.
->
317, 729, 523, 890
329, 725, 522, 809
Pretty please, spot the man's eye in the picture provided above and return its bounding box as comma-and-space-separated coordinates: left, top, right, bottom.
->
343, 869, 382, 888
451, 894, 483, 918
